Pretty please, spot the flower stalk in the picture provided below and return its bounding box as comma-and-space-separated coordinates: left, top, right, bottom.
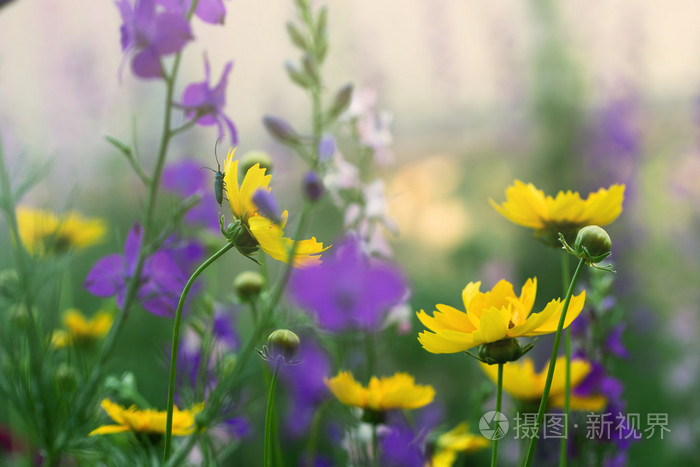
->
523, 256, 586, 467
264, 362, 281, 467
491, 363, 504, 467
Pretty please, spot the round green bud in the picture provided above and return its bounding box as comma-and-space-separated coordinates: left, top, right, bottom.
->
9, 304, 30, 331
55, 363, 78, 392
267, 329, 300, 362
240, 151, 273, 175
0, 269, 19, 300
227, 222, 259, 255
220, 354, 238, 378
478, 338, 524, 365
233, 271, 265, 302
574, 225, 612, 262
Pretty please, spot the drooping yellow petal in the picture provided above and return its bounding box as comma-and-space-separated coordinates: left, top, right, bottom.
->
325, 372, 367, 407
325, 371, 434, 411
89, 399, 202, 436
417, 329, 476, 354
248, 215, 327, 268
583, 184, 625, 226
223, 151, 241, 217
513, 291, 585, 336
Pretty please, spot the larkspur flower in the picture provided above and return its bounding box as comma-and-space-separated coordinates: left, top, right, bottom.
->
84, 225, 201, 317
89, 399, 202, 436
380, 408, 442, 467
324, 371, 434, 412
157, 0, 227, 25
289, 236, 406, 332
223, 149, 328, 267
417, 278, 585, 356
162, 159, 220, 231
430, 422, 490, 467
16, 207, 106, 254
480, 357, 607, 411
116, 0, 193, 79
180, 56, 237, 144
489, 181, 625, 245
51, 309, 113, 348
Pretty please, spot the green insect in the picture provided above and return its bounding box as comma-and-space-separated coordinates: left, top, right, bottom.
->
201, 139, 226, 206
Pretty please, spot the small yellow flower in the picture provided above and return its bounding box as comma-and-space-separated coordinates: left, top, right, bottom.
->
429, 422, 490, 467
480, 357, 607, 411
51, 309, 113, 348
223, 148, 328, 267
417, 278, 585, 354
324, 371, 435, 411
16, 207, 106, 254
89, 399, 203, 436
489, 181, 625, 245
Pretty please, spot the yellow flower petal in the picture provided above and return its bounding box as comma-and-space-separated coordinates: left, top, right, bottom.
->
417, 329, 476, 354
248, 215, 327, 268
325, 371, 434, 411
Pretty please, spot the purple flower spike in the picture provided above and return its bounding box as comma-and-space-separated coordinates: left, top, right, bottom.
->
116, 0, 193, 79
290, 236, 407, 332
158, 0, 227, 25
605, 324, 629, 359
180, 55, 237, 144
84, 225, 200, 317
162, 159, 220, 231
252, 188, 281, 224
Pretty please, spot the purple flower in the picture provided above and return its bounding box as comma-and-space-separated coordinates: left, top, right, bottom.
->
605, 324, 629, 359
574, 360, 623, 401
252, 188, 281, 224
84, 225, 199, 317
162, 159, 220, 231
278, 337, 331, 438
158, 0, 227, 25
381, 406, 443, 467
289, 236, 407, 332
180, 55, 237, 144
116, 0, 193, 79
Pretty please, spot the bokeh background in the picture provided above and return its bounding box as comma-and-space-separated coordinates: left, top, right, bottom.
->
2, 0, 700, 465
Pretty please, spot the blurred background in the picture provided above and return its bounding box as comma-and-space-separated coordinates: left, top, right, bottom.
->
1, 0, 700, 465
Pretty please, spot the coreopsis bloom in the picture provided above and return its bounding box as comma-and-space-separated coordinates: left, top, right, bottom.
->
223, 149, 327, 267
51, 309, 113, 348
417, 278, 585, 357
480, 357, 607, 411
89, 399, 202, 436
116, 0, 193, 79
16, 207, 106, 254
180, 56, 237, 144
489, 181, 625, 245
431, 422, 490, 467
324, 372, 434, 412
289, 236, 406, 332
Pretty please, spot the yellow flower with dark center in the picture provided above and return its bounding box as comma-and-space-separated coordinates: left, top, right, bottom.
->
16, 207, 106, 254
89, 399, 203, 436
223, 148, 328, 267
51, 309, 113, 348
430, 422, 490, 467
417, 279, 585, 354
480, 357, 607, 411
324, 371, 435, 411
489, 180, 625, 245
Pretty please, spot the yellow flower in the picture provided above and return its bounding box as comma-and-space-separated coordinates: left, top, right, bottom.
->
417, 278, 585, 354
89, 399, 203, 436
324, 371, 435, 411
16, 207, 106, 254
480, 357, 607, 411
51, 309, 113, 348
489, 180, 625, 245
223, 148, 328, 267
429, 422, 490, 467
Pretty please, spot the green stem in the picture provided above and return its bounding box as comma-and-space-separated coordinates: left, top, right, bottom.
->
305, 400, 329, 467
490, 363, 504, 467
560, 253, 571, 467
523, 257, 585, 467
163, 240, 236, 461
371, 422, 379, 467
264, 363, 281, 467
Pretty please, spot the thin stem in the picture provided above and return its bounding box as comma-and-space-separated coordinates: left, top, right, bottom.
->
305, 400, 329, 467
490, 363, 504, 467
560, 252, 571, 467
523, 257, 585, 467
371, 422, 379, 467
264, 363, 281, 467
163, 240, 236, 461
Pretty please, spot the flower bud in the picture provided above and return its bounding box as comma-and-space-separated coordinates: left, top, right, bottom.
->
55, 363, 78, 392
302, 171, 324, 202
478, 338, 524, 365
326, 84, 353, 123
227, 221, 259, 255
267, 329, 300, 363
233, 271, 265, 302
252, 189, 282, 224
240, 151, 273, 175
0, 269, 19, 300
220, 354, 238, 377
574, 225, 612, 262
263, 115, 302, 147
317, 134, 336, 162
